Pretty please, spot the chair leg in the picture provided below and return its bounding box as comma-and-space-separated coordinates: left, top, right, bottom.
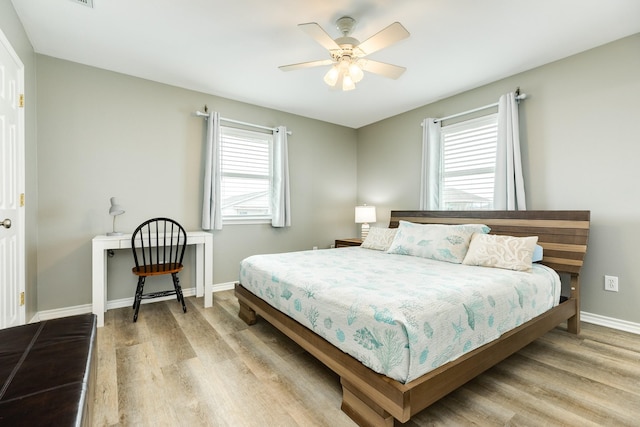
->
133, 280, 140, 309
172, 273, 187, 313
133, 276, 145, 322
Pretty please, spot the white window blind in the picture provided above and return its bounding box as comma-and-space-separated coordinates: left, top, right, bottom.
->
220, 127, 273, 221
441, 114, 498, 210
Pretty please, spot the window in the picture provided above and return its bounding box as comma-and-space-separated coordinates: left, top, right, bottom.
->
440, 114, 498, 210
220, 126, 273, 222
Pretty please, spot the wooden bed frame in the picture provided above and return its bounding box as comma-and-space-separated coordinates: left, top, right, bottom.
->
235, 210, 590, 426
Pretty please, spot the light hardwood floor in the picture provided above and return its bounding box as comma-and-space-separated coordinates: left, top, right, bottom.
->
93, 291, 640, 426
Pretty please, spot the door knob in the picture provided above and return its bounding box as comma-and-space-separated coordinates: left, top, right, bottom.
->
1, 218, 11, 229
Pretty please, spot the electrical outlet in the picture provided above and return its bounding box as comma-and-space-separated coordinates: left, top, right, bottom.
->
604, 275, 619, 292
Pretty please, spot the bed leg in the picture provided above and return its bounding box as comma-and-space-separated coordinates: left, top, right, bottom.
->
567, 274, 581, 334
567, 311, 580, 334
341, 379, 394, 427
238, 300, 257, 325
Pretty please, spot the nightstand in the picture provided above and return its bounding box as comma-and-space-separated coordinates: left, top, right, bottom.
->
335, 238, 362, 248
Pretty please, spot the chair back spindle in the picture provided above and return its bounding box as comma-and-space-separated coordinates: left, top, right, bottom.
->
132, 218, 187, 274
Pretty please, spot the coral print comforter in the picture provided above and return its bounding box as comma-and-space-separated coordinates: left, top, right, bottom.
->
239, 247, 561, 383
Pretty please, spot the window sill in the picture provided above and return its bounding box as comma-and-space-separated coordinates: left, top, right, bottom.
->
223, 217, 271, 226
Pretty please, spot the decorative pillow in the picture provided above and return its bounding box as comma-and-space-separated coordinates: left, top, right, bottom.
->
533, 244, 544, 262
462, 233, 539, 272
386, 221, 491, 264
361, 227, 398, 251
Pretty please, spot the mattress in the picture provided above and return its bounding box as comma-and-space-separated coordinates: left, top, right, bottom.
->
239, 247, 561, 383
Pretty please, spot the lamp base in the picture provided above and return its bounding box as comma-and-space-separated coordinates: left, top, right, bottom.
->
361, 223, 370, 240
106, 232, 124, 236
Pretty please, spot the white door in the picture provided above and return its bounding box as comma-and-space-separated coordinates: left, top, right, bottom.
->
0, 28, 25, 329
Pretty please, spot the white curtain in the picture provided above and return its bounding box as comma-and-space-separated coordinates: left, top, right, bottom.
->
494, 92, 526, 210
419, 118, 442, 210
201, 111, 222, 230
271, 126, 291, 227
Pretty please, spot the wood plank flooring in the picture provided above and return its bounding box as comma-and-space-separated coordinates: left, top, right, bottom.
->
92, 291, 640, 426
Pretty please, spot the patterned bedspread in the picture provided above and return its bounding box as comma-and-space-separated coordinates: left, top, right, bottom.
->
239, 247, 561, 383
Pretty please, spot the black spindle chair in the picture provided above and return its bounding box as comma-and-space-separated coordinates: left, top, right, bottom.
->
130, 217, 187, 322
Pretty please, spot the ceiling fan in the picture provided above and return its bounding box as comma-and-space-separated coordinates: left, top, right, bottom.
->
279, 16, 410, 91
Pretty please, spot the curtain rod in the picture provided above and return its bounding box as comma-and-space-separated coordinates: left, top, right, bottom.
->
433, 91, 527, 124
195, 110, 292, 135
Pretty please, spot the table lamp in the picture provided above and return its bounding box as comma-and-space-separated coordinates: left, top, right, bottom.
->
355, 205, 376, 240
107, 197, 125, 236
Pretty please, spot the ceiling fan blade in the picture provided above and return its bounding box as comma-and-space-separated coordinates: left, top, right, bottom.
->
298, 22, 341, 51
356, 22, 409, 56
279, 59, 334, 72
361, 60, 406, 79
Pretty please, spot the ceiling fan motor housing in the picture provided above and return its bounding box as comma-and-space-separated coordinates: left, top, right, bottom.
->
336, 16, 356, 36
330, 42, 360, 62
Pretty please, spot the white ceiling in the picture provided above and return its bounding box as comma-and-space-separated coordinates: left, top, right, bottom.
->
11, 0, 640, 128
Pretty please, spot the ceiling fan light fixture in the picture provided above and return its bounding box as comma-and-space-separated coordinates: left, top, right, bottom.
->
322, 57, 361, 90
349, 62, 364, 83
342, 74, 356, 91
323, 65, 340, 86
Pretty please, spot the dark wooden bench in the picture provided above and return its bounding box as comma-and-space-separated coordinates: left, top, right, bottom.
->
0, 314, 97, 426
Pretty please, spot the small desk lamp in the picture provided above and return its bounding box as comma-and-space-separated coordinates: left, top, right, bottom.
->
355, 205, 376, 240
107, 197, 125, 236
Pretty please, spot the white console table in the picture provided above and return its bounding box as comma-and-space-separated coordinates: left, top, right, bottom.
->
92, 231, 213, 327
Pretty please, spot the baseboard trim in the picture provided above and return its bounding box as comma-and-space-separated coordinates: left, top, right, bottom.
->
33, 304, 93, 322
581, 311, 640, 335
34, 282, 236, 323
209, 281, 235, 292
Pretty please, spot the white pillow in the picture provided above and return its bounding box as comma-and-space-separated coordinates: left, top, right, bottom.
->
386, 221, 491, 264
361, 227, 398, 251
462, 233, 538, 272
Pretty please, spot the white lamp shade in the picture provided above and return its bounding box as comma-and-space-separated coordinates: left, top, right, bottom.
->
108, 197, 125, 216
342, 74, 356, 91
349, 63, 364, 83
355, 205, 376, 224
323, 66, 339, 86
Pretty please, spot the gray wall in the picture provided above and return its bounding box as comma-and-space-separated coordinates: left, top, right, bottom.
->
0, 0, 38, 321
357, 33, 640, 324
35, 55, 357, 309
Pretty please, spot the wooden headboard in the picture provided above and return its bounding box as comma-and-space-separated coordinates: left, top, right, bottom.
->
389, 210, 590, 276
